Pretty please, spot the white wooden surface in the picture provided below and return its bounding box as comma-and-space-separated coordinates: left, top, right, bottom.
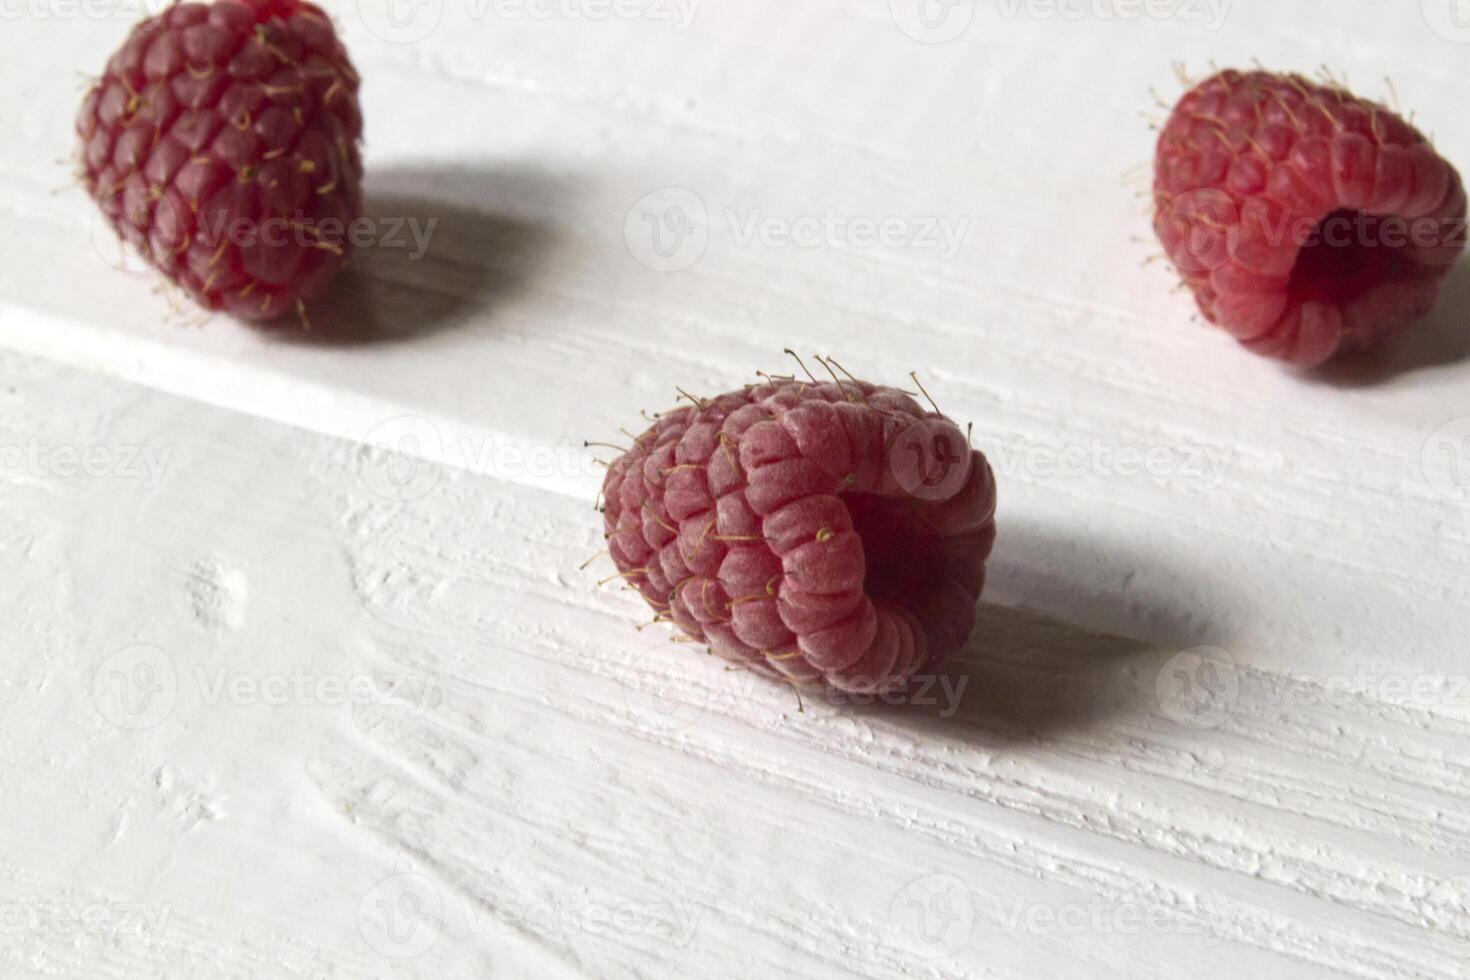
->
4, 1, 1470, 976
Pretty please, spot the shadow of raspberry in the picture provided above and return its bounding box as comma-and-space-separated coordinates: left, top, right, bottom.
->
832, 604, 1202, 742
275, 163, 567, 345
840, 515, 1231, 740
1307, 257, 1470, 388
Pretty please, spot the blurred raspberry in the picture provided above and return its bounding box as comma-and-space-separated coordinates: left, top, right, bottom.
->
1153, 69, 1466, 366
78, 0, 363, 322
600, 371, 997, 695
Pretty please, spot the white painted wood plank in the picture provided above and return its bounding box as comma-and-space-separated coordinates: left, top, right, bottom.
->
3, 350, 1468, 978
2, 1, 1468, 691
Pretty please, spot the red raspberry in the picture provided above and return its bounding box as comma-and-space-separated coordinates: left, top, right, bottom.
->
600, 371, 998, 694
78, 0, 363, 322
1153, 69, 1466, 366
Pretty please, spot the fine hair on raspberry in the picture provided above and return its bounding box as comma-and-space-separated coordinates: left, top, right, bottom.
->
77, 0, 364, 322
1153, 68, 1466, 366
600, 362, 998, 695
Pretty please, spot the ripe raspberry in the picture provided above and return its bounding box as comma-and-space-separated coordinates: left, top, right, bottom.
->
601, 371, 998, 694
78, 0, 363, 322
1153, 69, 1466, 366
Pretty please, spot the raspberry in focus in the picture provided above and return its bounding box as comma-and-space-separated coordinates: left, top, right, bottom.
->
77, 0, 364, 322
1153, 69, 1466, 366
600, 370, 998, 694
